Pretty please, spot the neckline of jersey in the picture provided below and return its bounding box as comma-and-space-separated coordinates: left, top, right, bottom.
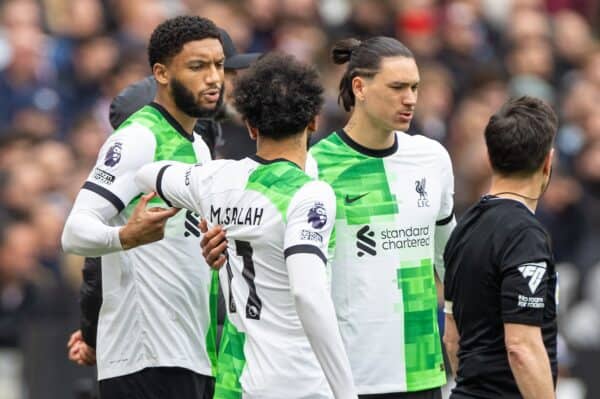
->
148, 102, 195, 143
480, 195, 535, 215
336, 129, 398, 158
249, 154, 301, 169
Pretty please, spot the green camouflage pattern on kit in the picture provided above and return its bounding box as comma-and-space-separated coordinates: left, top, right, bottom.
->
245, 160, 312, 221
396, 258, 446, 390
310, 131, 445, 392
214, 317, 246, 399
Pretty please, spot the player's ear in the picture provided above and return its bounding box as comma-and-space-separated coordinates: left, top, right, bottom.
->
543, 148, 554, 176
153, 63, 169, 85
244, 120, 258, 141
352, 76, 366, 102
307, 117, 318, 134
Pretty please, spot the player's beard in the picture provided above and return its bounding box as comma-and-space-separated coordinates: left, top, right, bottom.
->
170, 77, 224, 119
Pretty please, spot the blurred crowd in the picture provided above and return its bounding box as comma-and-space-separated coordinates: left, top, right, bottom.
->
0, 0, 599, 398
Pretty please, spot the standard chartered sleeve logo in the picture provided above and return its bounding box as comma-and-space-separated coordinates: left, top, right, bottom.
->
356, 225, 376, 257
355, 224, 432, 257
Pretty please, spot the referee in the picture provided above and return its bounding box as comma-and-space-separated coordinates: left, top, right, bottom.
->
443, 96, 558, 399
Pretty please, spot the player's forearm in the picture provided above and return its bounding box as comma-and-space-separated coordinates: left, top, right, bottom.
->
507, 339, 555, 399
288, 254, 357, 399
295, 293, 357, 398
443, 313, 460, 377
61, 208, 122, 256
445, 344, 459, 378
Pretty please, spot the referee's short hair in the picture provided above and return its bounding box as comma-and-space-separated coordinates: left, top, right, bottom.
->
484, 96, 558, 176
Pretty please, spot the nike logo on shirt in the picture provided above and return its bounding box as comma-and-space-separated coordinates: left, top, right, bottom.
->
345, 193, 369, 204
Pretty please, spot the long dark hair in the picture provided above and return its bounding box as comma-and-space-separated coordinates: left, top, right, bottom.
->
332, 37, 414, 111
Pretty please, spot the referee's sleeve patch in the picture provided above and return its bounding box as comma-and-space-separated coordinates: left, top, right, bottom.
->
517, 261, 547, 294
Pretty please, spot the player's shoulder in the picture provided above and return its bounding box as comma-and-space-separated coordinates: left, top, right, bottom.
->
97, 123, 156, 169
397, 131, 448, 156
479, 198, 548, 243
111, 120, 156, 144
309, 131, 343, 154
305, 153, 319, 178
186, 158, 252, 196
290, 180, 335, 206
397, 132, 452, 171
300, 179, 335, 195
197, 158, 243, 177
287, 179, 336, 219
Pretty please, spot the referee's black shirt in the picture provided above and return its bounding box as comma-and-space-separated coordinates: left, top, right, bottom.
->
444, 195, 557, 398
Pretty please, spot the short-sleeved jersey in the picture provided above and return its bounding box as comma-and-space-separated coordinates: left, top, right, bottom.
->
444, 196, 558, 398
307, 130, 454, 394
156, 155, 337, 399
83, 103, 216, 380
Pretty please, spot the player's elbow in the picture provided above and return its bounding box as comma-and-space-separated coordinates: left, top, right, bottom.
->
134, 161, 171, 193
292, 288, 322, 323
61, 214, 103, 256
134, 167, 153, 194
292, 288, 316, 310
61, 217, 79, 254
61, 227, 89, 256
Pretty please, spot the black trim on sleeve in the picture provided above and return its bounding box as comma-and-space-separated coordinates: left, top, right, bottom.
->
82, 181, 125, 213
436, 210, 455, 226
156, 165, 173, 207
336, 129, 398, 158
284, 244, 327, 264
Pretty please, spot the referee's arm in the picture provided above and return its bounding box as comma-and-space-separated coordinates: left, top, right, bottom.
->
504, 323, 555, 399
501, 228, 555, 399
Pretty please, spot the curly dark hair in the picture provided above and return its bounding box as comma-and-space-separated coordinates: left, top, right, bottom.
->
233, 53, 324, 140
147, 16, 221, 68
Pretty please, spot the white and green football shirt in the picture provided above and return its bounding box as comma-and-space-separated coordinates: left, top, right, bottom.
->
307, 130, 455, 394
79, 103, 217, 381
148, 155, 338, 399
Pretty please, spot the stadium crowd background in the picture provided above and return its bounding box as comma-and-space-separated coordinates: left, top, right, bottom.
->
0, 0, 599, 398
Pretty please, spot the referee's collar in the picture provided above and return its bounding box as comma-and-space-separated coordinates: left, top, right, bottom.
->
481, 195, 535, 215
149, 102, 195, 143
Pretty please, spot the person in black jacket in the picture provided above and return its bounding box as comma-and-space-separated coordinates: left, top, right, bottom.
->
66, 27, 259, 368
